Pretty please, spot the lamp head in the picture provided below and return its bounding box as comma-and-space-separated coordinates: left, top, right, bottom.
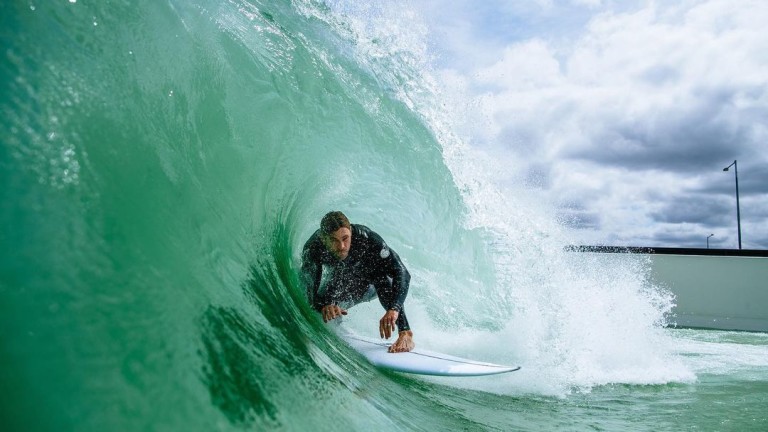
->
723, 167, 729, 172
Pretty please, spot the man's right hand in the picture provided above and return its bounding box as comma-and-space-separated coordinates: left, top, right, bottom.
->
321, 304, 348, 323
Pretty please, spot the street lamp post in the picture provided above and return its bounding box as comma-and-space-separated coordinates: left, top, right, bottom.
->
707, 233, 714, 249
722, 160, 742, 249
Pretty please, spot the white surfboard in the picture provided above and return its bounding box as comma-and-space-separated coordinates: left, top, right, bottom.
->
341, 333, 520, 377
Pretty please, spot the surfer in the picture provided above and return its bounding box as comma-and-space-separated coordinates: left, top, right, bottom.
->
301, 211, 415, 353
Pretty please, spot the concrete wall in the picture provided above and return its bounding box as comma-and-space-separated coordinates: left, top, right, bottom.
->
650, 254, 768, 332
569, 246, 768, 333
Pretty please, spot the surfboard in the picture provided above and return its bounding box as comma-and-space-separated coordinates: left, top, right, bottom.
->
341, 333, 521, 377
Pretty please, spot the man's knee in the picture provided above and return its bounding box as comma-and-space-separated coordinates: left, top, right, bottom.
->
359, 284, 378, 303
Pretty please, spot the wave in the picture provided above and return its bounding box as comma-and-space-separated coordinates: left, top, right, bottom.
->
1, 0, 693, 430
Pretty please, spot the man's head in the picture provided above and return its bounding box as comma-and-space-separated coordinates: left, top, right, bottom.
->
320, 211, 352, 260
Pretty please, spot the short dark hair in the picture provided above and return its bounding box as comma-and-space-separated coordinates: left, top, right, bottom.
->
320, 211, 351, 235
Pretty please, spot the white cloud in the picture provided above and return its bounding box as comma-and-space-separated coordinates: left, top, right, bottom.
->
476, 40, 563, 90
572, 0, 602, 7
428, 0, 768, 247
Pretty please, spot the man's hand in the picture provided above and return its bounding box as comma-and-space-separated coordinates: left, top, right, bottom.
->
321, 304, 347, 323
379, 309, 399, 339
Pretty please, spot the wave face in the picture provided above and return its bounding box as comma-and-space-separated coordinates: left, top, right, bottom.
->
2, 1, 690, 430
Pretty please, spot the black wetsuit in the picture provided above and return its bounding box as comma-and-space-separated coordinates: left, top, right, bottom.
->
301, 224, 411, 331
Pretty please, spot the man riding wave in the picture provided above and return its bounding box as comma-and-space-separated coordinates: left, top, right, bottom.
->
300, 211, 415, 353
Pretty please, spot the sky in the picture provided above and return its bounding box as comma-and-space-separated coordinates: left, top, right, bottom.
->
411, 0, 768, 249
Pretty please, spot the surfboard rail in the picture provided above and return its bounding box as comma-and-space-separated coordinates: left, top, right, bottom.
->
341, 333, 521, 377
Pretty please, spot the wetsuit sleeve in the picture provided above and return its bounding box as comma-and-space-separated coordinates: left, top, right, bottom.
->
364, 227, 410, 312
385, 249, 410, 313
300, 238, 324, 312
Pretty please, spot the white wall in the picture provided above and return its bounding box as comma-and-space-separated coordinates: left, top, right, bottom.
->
650, 254, 768, 332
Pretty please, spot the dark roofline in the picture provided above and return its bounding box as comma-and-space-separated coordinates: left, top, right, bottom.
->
565, 245, 768, 257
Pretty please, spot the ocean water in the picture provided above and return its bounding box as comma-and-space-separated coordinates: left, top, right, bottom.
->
2, 1, 767, 431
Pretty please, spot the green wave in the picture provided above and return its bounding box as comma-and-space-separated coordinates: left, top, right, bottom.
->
1, 1, 488, 430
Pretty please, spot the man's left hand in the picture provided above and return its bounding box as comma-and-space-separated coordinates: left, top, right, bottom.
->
379, 309, 399, 339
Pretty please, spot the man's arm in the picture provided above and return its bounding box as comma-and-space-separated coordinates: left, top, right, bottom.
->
379, 248, 413, 343
385, 249, 410, 312
300, 238, 324, 311
365, 228, 410, 311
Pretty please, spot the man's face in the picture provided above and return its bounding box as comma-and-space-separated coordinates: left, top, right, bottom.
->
322, 227, 352, 261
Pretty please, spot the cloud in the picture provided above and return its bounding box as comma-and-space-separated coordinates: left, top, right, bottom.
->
557, 203, 602, 230
648, 193, 731, 226
423, 0, 768, 247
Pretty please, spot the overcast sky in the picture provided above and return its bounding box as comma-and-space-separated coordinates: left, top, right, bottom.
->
412, 0, 768, 249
